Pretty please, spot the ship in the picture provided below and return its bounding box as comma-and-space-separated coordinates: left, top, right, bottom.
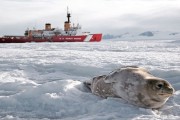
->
0, 9, 102, 43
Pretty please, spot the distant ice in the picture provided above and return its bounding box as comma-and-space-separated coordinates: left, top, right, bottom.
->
103, 31, 180, 41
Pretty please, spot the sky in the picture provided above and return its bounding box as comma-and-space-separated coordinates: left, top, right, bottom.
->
0, 0, 180, 36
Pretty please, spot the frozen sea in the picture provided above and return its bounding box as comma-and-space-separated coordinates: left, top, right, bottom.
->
0, 39, 180, 120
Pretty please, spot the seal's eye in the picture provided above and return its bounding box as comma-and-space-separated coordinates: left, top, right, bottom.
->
156, 83, 163, 89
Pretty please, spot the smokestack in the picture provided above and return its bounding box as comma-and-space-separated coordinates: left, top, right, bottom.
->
45, 23, 51, 30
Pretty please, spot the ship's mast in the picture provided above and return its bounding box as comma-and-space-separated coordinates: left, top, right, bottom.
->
67, 7, 71, 23
64, 7, 71, 31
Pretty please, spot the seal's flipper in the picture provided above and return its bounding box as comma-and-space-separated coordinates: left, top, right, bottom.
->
83, 81, 92, 91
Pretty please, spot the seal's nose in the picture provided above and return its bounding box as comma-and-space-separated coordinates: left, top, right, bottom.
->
168, 87, 175, 94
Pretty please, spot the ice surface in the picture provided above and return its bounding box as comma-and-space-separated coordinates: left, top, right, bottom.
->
0, 39, 179, 120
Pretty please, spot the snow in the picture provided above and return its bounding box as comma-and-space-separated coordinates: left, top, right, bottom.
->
0, 39, 180, 120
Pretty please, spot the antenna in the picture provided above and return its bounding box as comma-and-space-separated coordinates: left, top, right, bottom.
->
67, 6, 69, 14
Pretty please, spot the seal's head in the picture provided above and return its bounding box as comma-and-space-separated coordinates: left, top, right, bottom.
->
146, 78, 175, 108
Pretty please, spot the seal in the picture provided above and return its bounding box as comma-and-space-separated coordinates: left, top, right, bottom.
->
84, 66, 175, 108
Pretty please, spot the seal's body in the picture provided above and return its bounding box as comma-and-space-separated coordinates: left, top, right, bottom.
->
85, 66, 174, 108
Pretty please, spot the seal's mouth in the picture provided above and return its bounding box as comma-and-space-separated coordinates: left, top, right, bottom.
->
158, 93, 172, 96
158, 93, 173, 97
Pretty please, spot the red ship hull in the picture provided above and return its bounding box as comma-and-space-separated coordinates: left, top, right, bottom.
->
0, 34, 102, 43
